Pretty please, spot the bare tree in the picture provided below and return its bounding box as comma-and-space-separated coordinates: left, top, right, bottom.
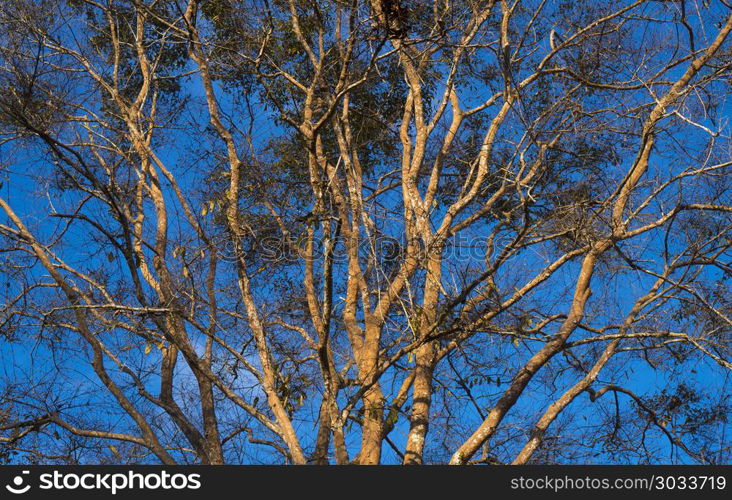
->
1, 0, 731, 465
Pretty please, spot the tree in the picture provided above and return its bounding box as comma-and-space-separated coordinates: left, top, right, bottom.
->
0, 0, 731, 465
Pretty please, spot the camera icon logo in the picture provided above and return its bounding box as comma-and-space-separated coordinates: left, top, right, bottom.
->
5, 471, 31, 494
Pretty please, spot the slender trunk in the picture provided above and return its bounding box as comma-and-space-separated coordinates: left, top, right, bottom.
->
404, 253, 441, 464
357, 322, 385, 465
403, 342, 437, 464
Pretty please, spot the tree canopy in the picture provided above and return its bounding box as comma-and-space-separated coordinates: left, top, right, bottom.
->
1, 0, 731, 465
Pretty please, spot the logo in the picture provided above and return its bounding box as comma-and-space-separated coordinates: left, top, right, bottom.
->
3, 470, 202, 495
5, 470, 31, 494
